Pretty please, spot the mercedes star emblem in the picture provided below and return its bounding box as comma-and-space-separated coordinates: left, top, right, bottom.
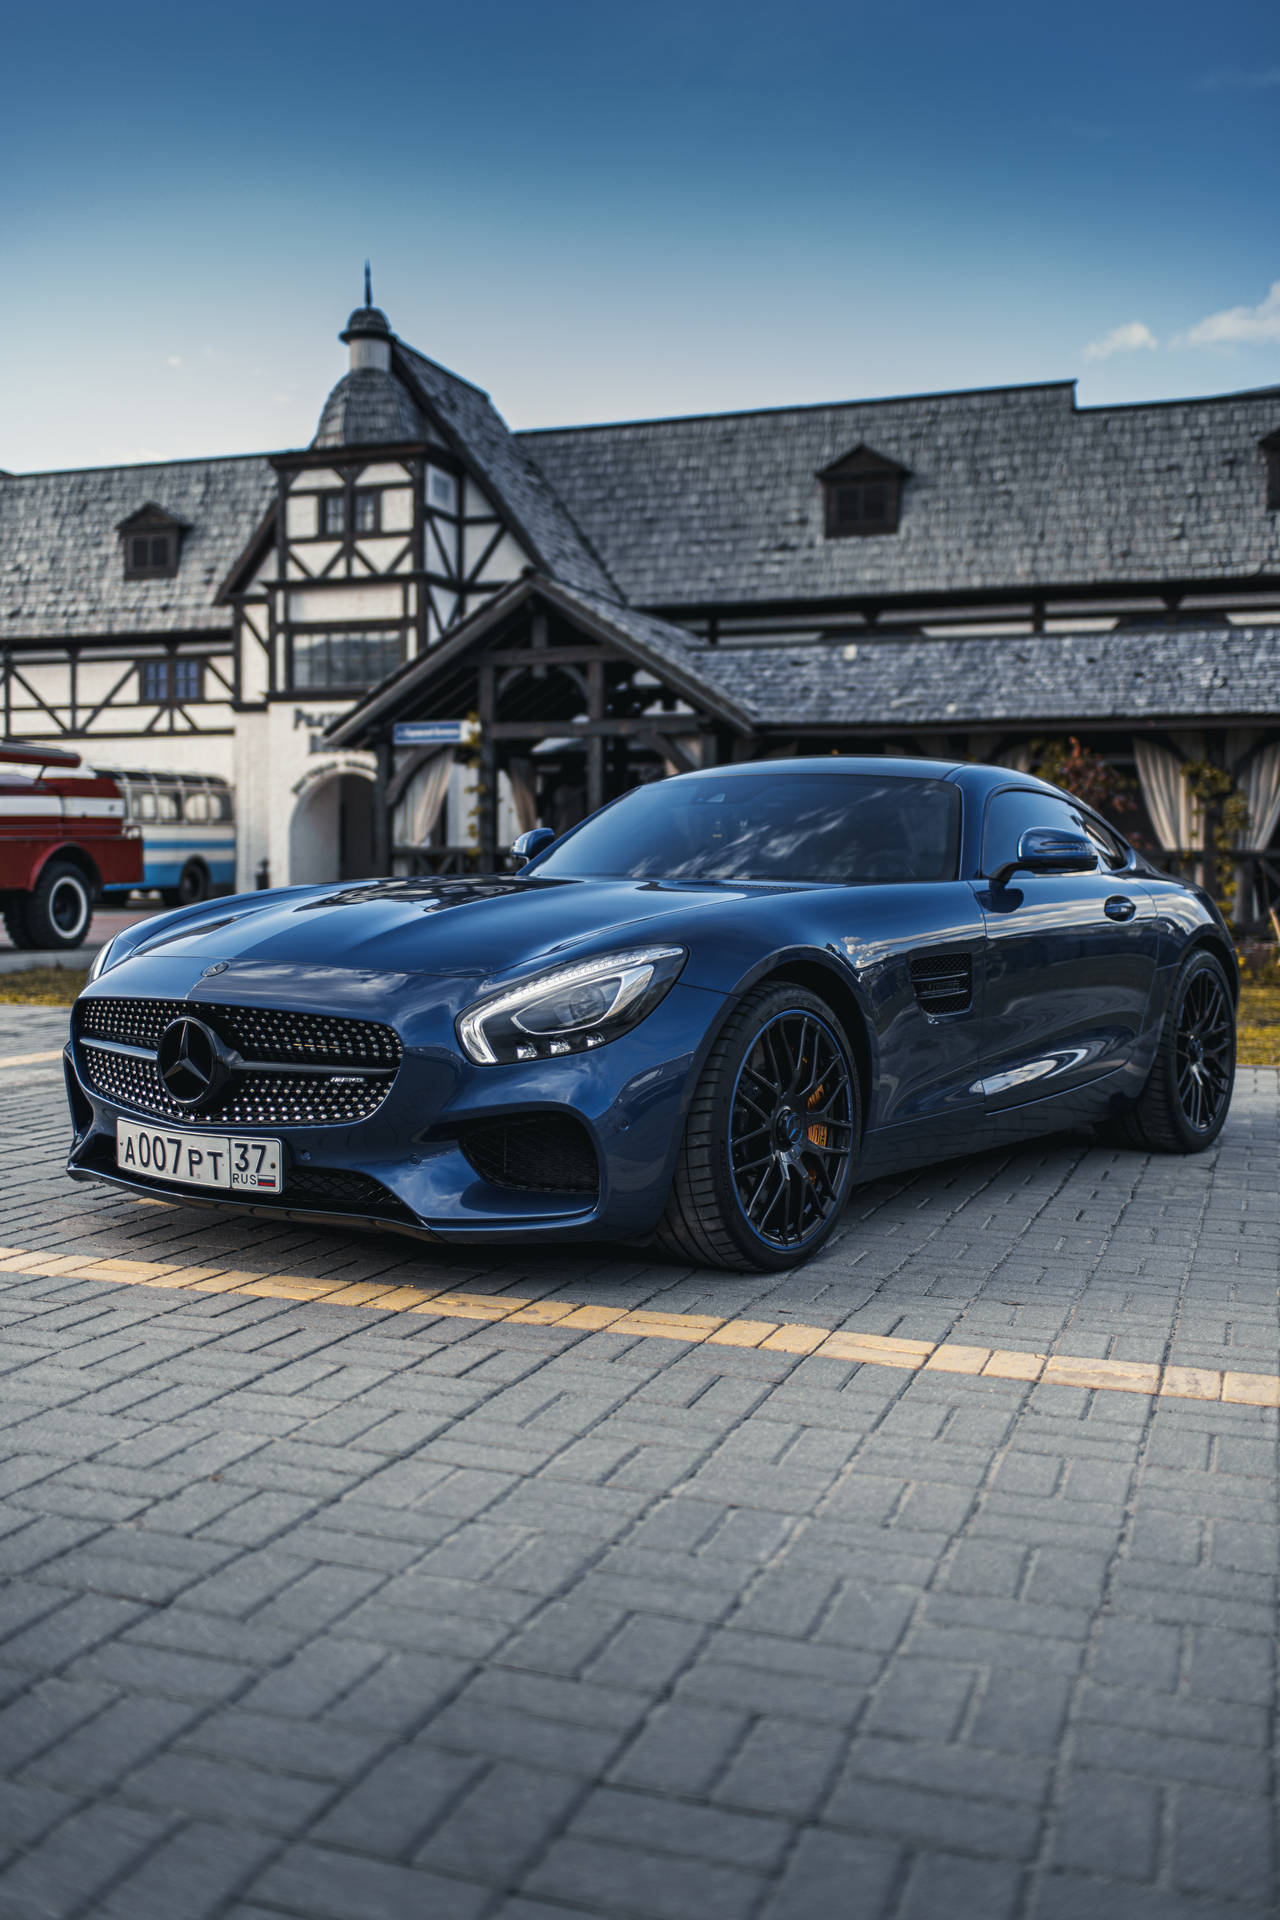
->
156, 1017, 227, 1109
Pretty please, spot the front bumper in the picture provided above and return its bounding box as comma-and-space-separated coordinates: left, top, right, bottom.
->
64, 978, 725, 1246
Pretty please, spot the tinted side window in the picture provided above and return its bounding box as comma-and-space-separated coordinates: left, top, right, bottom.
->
982, 789, 1098, 875
1081, 816, 1129, 871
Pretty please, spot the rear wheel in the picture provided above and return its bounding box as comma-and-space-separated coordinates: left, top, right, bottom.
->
656, 983, 860, 1271
23, 861, 94, 950
1106, 948, 1235, 1153
161, 860, 210, 909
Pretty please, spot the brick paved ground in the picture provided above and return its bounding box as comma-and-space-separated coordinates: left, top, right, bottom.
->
0, 1006, 1276, 1919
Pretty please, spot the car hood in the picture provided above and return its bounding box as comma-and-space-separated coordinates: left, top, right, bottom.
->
102, 875, 804, 985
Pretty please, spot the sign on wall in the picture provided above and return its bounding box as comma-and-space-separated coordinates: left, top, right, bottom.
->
393, 720, 477, 746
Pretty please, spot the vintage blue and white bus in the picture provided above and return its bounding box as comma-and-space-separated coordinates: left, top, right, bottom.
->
97, 770, 235, 905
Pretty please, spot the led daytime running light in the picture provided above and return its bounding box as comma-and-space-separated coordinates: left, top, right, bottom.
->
458, 946, 685, 1066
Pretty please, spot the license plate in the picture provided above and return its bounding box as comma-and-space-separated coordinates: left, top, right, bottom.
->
116, 1120, 282, 1193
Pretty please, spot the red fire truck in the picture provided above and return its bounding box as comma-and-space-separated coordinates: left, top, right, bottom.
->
0, 742, 143, 950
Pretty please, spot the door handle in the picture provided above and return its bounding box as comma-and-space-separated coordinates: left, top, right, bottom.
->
1104, 895, 1137, 922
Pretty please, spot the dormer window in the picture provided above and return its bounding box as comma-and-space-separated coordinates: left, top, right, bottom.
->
818, 445, 909, 538
118, 504, 186, 579
1263, 430, 1280, 512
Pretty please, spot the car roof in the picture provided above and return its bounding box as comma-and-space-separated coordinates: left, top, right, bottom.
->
673, 755, 963, 782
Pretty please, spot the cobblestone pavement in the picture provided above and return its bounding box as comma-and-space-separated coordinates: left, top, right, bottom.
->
0, 1008, 1276, 1919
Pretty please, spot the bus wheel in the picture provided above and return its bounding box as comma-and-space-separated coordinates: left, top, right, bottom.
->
26, 862, 93, 950
162, 861, 210, 909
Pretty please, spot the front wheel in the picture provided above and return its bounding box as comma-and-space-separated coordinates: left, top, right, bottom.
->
1107, 948, 1236, 1153
656, 983, 860, 1271
23, 861, 94, 950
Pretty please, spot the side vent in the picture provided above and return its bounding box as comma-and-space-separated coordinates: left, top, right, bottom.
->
909, 952, 972, 1015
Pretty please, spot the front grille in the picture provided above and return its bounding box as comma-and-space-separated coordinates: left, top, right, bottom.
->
461, 1114, 599, 1198
75, 996, 400, 1128
909, 952, 973, 1016
78, 998, 400, 1067
79, 1046, 392, 1127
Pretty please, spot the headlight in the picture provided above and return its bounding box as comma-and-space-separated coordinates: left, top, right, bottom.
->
86, 934, 119, 983
457, 946, 686, 1066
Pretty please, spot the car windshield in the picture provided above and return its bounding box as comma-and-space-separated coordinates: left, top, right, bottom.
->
534, 771, 961, 884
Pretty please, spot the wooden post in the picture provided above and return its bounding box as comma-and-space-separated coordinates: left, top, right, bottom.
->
587, 658, 605, 814
478, 662, 498, 865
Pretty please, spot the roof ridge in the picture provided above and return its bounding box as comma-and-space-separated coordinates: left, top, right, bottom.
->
394, 339, 492, 401
4, 450, 273, 481
513, 380, 1080, 438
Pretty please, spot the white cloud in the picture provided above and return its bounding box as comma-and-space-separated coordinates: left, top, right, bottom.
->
1185, 281, 1280, 347
166, 355, 182, 367
1084, 321, 1158, 361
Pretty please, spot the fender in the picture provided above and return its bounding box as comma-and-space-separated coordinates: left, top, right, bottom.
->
23, 840, 102, 896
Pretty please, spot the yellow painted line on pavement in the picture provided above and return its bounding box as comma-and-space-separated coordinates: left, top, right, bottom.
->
0, 1050, 65, 1068
0, 1242, 1276, 1407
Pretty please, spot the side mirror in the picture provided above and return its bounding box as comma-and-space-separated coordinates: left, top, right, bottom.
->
990, 827, 1097, 889
510, 826, 556, 868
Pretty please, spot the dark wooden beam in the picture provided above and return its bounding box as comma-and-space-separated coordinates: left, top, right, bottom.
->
586, 659, 605, 813
486, 645, 630, 668
487, 715, 704, 739
637, 730, 697, 774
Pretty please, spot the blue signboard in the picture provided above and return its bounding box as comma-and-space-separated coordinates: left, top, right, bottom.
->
393, 720, 473, 746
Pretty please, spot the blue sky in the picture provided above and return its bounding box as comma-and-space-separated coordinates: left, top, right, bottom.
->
3, 0, 1277, 471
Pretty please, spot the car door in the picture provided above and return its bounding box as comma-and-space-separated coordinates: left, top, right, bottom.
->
976, 786, 1158, 1111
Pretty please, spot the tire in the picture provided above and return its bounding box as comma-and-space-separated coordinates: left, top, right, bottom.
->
655, 983, 861, 1271
1106, 948, 1236, 1154
161, 861, 210, 909
2, 897, 36, 950
23, 861, 94, 951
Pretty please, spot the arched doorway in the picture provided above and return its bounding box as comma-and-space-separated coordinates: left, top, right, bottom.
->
289, 770, 377, 884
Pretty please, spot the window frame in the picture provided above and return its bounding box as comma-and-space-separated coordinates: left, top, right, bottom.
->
353, 488, 381, 535
137, 656, 204, 707
818, 445, 908, 540
123, 529, 180, 579
286, 626, 407, 692
1263, 432, 1280, 513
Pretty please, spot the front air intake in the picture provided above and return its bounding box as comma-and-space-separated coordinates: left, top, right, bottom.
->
461, 1114, 599, 1199
908, 952, 973, 1016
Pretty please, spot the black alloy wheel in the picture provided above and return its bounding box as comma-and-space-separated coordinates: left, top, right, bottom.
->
656, 982, 861, 1271
1104, 946, 1236, 1154
1174, 965, 1234, 1136
729, 1009, 855, 1250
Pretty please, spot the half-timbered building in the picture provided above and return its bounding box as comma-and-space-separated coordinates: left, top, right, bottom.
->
3, 291, 1280, 917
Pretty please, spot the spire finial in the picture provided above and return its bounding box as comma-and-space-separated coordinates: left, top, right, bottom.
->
364, 261, 372, 308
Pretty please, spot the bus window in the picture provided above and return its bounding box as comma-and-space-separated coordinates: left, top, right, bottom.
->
184, 791, 209, 824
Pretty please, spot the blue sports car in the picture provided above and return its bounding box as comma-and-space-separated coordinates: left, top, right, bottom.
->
65, 758, 1237, 1272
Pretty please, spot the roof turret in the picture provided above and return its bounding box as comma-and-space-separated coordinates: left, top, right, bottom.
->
312, 268, 427, 448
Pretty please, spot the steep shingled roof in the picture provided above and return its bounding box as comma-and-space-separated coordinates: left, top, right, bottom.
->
394, 345, 620, 602
0, 455, 274, 641
519, 383, 1280, 608
313, 367, 427, 448
695, 625, 1280, 728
